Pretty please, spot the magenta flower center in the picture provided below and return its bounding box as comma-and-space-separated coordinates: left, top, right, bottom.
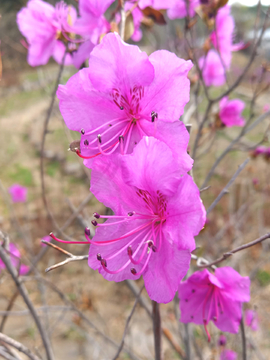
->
78, 86, 157, 160
86, 189, 168, 276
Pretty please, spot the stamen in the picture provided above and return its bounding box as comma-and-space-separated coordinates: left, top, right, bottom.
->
151, 111, 158, 122
119, 135, 124, 155
97, 253, 102, 261
131, 248, 153, 276
50, 232, 89, 244
97, 134, 102, 143
131, 268, 137, 274
91, 220, 98, 226
128, 211, 135, 216
124, 123, 134, 153
101, 258, 132, 274
93, 212, 100, 219
84, 139, 89, 146
85, 228, 91, 236
81, 129, 85, 135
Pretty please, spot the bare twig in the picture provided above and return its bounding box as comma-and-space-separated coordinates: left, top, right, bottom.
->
0, 242, 54, 360
198, 232, 270, 268
152, 301, 162, 360
120, 0, 126, 40
184, 324, 191, 360
112, 285, 144, 360
206, 158, 250, 215
0, 333, 42, 360
240, 318, 247, 360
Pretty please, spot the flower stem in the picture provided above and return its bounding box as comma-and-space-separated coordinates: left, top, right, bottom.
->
240, 317, 247, 360
152, 301, 162, 360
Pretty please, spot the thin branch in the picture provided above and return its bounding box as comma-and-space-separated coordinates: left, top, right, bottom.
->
0, 332, 42, 360
152, 301, 162, 360
198, 232, 270, 268
240, 318, 247, 360
45, 254, 88, 273
206, 158, 250, 215
0, 244, 54, 360
120, 0, 126, 40
112, 285, 144, 360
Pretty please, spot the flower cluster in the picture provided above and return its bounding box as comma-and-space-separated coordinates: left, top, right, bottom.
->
250, 145, 270, 160
9, 184, 27, 203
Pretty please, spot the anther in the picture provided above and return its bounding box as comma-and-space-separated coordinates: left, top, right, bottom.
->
127, 246, 133, 256
131, 268, 137, 275
85, 228, 90, 236
213, 316, 217, 321
101, 258, 107, 267
151, 111, 158, 122
91, 220, 98, 226
192, 289, 195, 293
97, 134, 102, 143
84, 139, 89, 146
81, 128, 85, 134
93, 212, 100, 219
97, 253, 102, 261
185, 299, 188, 302
152, 245, 157, 252
128, 211, 134, 216
119, 135, 124, 142
120, 106, 124, 110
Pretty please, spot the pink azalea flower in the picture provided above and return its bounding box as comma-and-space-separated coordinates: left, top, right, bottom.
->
245, 310, 259, 331
51, 137, 205, 304
220, 349, 237, 360
73, 0, 113, 43
17, 0, 77, 66
263, 104, 270, 113
210, 5, 234, 69
199, 50, 226, 87
167, 0, 200, 19
251, 146, 266, 157
0, 243, 29, 275
57, 32, 193, 171
219, 97, 245, 127
218, 334, 227, 346
210, 5, 244, 69
179, 267, 250, 339
8, 184, 27, 203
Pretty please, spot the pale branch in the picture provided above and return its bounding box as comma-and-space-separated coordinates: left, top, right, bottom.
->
240, 318, 247, 360
0, 306, 72, 317
198, 232, 270, 268
206, 158, 250, 215
152, 301, 162, 360
120, 0, 126, 40
112, 285, 144, 360
0, 245, 54, 360
0, 333, 42, 360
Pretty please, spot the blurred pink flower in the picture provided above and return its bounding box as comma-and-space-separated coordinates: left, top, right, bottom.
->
115, 2, 144, 42
85, 137, 206, 304
251, 146, 267, 157
218, 334, 227, 346
9, 184, 27, 203
245, 310, 259, 331
138, 0, 176, 9
263, 104, 270, 113
179, 267, 250, 339
17, 0, 77, 66
219, 97, 245, 127
0, 243, 29, 275
41, 235, 51, 247
199, 50, 226, 87
167, 0, 199, 19
252, 178, 259, 186
210, 5, 234, 69
220, 349, 237, 360
57, 32, 193, 169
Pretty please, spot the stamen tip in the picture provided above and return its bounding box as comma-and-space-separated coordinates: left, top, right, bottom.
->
97, 253, 102, 261
91, 220, 98, 227
131, 268, 137, 275
85, 227, 91, 236
80, 128, 85, 135
93, 212, 100, 219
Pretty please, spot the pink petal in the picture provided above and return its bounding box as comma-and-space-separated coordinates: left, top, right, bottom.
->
144, 246, 191, 303
199, 50, 226, 87
164, 174, 206, 251
141, 50, 193, 121
72, 40, 95, 69
140, 119, 193, 173
215, 267, 250, 302
88, 33, 155, 93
